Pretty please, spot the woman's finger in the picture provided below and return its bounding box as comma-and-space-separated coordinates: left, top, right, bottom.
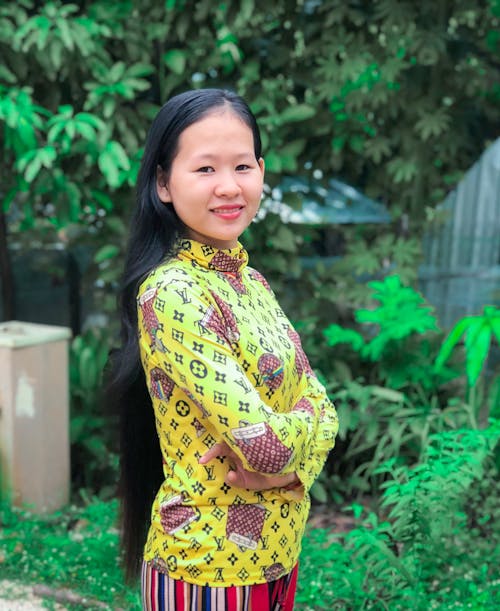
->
198, 442, 231, 464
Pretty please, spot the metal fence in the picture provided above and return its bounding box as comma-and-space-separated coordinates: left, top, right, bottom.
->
419, 139, 500, 328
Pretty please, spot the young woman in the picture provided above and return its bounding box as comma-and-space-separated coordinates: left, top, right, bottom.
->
108, 88, 338, 610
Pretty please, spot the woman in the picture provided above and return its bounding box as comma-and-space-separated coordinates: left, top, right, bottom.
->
108, 88, 338, 610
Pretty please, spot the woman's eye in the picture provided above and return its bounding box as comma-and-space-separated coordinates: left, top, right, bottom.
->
236, 164, 250, 171
197, 166, 214, 173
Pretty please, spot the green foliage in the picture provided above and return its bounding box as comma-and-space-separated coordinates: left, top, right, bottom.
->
324, 274, 451, 393
311, 1, 499, 216
298, 423, 500, 610
69, 328, 117, 495
70, 328, 109, 402
356, 276, 438, 359
325, 275, 439, 361
1, 0, 499, 263
1, 7, 500, 597
436, 305, 500, 387
2, 0, 497, 388
379, 424, 499, 554
335, 232, 423, 290
0, 7, 499, 607
319, 275, 499, 497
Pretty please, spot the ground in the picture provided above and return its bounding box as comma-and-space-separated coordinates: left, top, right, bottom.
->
0, 505, 349, 610
0, 581, 56, 611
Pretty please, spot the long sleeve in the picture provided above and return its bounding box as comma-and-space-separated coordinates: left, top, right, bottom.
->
289, 370, 338, 492
139, 276, 336, 483
139, 239, 339, 587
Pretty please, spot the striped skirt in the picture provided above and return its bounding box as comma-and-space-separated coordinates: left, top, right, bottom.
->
141, 562, 298, 611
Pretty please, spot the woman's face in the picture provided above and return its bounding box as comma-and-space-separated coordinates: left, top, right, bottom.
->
157, 109, 265, 250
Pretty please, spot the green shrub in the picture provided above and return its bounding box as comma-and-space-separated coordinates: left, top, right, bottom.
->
298, 423, 500, 610
317, 275, 499, 499
69, 328, 118, 496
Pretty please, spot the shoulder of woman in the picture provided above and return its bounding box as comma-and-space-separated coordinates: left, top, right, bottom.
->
137, 261, 212, 305
245, 266, 275, 295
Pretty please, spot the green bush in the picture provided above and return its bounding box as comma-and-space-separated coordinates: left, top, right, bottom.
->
2, 2, 499, 502
316, 276, 500, 499
69, 327, 118, 496
298, 423, 500, 610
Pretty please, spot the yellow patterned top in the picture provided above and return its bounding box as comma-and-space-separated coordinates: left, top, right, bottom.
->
137, 239, 338, 587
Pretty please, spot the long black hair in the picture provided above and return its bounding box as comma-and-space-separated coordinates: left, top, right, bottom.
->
106, 89, 262, 582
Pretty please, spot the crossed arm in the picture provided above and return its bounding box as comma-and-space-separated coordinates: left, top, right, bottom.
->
139, 276, 338, 493
199, 441, 300, 490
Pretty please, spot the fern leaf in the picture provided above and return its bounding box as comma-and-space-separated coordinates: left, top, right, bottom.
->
356, 275, 438, 360
323, 324, 365, 351
370, 387, 406, 403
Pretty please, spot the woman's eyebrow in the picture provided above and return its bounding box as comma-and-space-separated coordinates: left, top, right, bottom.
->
191, 152, 254, 162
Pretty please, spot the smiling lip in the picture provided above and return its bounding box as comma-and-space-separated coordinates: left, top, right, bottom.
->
211, 205, 244, 220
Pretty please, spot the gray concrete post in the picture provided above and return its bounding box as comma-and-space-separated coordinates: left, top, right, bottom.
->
0, 321, 72, 512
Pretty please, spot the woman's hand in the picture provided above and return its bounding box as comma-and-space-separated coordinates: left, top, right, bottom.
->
199, 442, 299, 491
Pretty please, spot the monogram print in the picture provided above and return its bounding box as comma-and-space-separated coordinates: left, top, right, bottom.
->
292, 397, 315, 416
200, 293, 240, 345
150, 368, 174, 401
136, 239, 339, 586
257, 353, 284, 390
226, 503, 266, 550
264, 563, 286, 581
287, 327, 313, 377
248, 269, 272, 293
231, 421, 292, 473
209, 291, 240, 342
139, 287, 166, 352
210, 251, 247, 294
160, 494, 199, 534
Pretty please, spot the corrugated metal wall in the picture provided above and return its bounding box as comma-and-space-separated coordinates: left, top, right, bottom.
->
419, 139, 500, 328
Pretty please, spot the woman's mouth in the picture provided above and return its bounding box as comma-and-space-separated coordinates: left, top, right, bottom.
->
211, 206, 244, 220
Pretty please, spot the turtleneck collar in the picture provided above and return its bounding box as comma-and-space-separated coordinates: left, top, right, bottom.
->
176, 239, 249, 274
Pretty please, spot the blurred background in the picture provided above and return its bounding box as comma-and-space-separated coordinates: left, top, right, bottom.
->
1, 1, 500, 609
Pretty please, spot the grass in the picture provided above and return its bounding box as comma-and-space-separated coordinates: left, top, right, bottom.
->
0, 498, 140, 610
0, 499, 347, 610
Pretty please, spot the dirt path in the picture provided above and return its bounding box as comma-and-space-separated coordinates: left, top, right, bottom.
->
0, 580, 110, 610
0, 581, 53, 610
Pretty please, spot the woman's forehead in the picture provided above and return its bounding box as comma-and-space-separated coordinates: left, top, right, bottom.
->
175, 111, 254, 154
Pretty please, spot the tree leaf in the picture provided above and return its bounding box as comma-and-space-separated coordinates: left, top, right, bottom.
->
263, 150, 282, 173
56, 16, 74, 50
164, 49, 186, 75
310, 481, 329, 503
94, 244, 120, 263
415, 109, 451, 141
370, 387, 405, 403
24, 157, 42, 182
279, 104, 316, 123
490, 317, 500, 348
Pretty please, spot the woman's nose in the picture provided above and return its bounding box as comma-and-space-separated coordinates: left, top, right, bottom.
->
214, 171, 242, 198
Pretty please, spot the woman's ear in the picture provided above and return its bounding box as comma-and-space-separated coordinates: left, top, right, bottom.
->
258, 157, 265, 178
156, 166, 171, 203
